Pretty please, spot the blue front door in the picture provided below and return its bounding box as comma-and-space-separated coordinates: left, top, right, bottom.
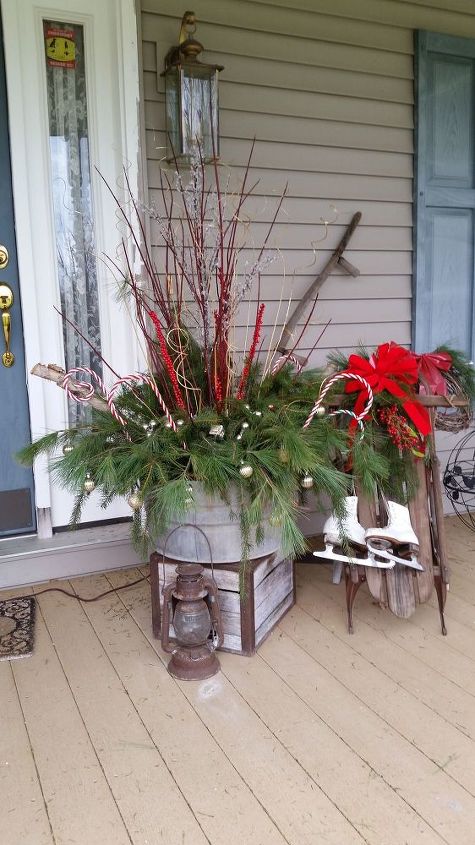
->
0, 13, 36, 536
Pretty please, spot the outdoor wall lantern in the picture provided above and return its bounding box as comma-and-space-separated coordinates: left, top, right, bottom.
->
162, 10, 224, 163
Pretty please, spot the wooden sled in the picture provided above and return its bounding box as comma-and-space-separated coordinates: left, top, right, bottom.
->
341, 399, 454, 635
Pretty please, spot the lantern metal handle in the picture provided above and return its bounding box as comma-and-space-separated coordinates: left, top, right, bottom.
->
160, 521, 215, 581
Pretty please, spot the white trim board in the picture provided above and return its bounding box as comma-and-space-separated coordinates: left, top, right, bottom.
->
0, 523, 143, 589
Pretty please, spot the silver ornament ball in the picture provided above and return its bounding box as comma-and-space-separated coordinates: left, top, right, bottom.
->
301, 474, 314, 489
316, 406, 326, 417
127, 492, 142, 510
84, 474, 96, 493
62, 443, 74, 455
241, 421, 249, 430
239, 464, 254, 478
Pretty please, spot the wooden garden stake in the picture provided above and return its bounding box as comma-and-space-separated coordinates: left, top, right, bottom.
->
278, 211, 362, 355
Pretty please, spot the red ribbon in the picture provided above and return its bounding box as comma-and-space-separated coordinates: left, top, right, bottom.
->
415, 351, 452, 396
344, 342, 431, 436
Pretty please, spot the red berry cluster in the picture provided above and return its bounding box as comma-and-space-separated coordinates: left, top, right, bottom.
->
378, 404, 420, 451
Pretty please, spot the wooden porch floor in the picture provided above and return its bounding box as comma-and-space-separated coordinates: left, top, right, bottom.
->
2, 517, 475, 845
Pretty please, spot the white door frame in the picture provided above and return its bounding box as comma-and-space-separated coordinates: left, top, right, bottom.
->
1, 0, 143, 531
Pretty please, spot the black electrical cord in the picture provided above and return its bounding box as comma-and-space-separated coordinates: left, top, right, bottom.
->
26, 574, 149, 603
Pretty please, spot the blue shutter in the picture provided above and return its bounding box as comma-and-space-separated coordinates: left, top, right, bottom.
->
414, 31, 475, 358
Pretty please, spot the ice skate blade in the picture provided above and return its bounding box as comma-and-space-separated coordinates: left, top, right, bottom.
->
313, 545, 367, 566
366, 540, 424, 571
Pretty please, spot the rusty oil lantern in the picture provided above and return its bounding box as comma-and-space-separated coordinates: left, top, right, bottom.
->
161, 562, 224, 680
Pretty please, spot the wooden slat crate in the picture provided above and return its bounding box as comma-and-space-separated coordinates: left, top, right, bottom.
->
150, 551, 295, 655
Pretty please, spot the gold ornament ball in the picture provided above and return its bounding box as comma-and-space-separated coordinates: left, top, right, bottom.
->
316, 406, 326, 417
164, 421, 173, 429
278, 447, 289, 464
127, 492, 142, 510
176, 419, 184, 427
301, 474, 314, 489
84, 475, 96, 493
62, 443, 74, 455
241, 421, 249, 430
239, 464, 254, 478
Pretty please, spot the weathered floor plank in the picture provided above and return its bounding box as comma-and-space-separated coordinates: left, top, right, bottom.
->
299, 564, 475, 695
220, 648, 443, 844
10, 599, 132, 845
297, 566, 475, 743
106, 568, 364, 845
258, 629, 469, 843
3, 516, 475, 845
78, 570, 289, 845
36, 580, 209, 845
0, 662, 53, 845
290, 573, 475, 799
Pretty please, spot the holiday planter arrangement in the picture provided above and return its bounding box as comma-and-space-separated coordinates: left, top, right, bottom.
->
19, 147, 475, 651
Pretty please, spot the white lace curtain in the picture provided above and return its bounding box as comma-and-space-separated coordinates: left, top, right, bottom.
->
44, 21, 102, 425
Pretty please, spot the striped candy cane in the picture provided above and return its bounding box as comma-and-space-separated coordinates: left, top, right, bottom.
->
271, 353, 303, 376
62, 367, 108, 404
107, 374, 178, 432
303, 372, 373, 430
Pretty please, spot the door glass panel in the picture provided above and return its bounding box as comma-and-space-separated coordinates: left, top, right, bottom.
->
43, 20, 102, 424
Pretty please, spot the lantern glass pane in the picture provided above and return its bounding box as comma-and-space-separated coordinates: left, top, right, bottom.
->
164, 68, 182, 159
181, 64, 218, 162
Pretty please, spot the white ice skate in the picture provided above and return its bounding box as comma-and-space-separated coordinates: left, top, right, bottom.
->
313, 496, 392, 568
365, 500, 424, 571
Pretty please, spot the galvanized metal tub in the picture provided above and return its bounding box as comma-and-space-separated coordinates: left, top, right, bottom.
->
155, 483, 281, 564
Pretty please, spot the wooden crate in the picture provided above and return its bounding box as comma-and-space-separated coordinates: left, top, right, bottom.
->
150, 551, 295, 655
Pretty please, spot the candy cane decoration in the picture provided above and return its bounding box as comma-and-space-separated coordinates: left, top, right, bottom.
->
303, 372, 373, 430
271, 353, 303, 376
62, 367, 108, 404
107, 374, 178, 433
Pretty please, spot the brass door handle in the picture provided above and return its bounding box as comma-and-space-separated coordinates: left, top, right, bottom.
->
0, 282, 14, 367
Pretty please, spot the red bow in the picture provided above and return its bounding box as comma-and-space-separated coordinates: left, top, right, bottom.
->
345, 342, 431, 436
415, 351, 452, 396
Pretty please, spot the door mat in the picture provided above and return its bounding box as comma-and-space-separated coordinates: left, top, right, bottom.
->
0, 596, 35, 661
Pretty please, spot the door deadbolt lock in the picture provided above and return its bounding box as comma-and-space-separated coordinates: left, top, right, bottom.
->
0, 246, 8, 270
0, 283, 14, 367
